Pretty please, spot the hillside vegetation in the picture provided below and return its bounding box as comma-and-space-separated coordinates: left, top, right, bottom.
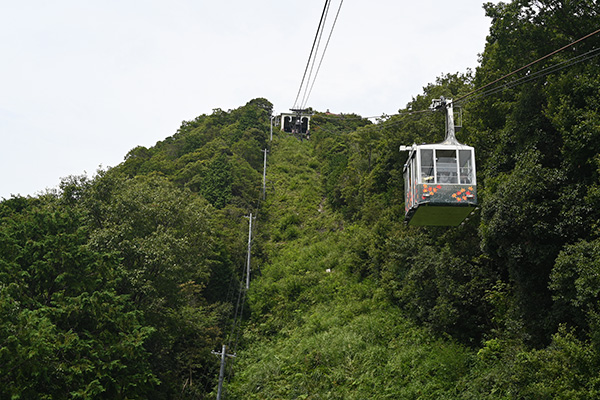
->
3, 1, 600, 398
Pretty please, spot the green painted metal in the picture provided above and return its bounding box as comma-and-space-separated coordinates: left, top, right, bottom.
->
408, 204, 475, 226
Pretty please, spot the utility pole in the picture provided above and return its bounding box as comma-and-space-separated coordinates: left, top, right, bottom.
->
261, 149, 268, 200
211, 344, 236, 400
270, 115, 274, 141
244, 213, 255, 290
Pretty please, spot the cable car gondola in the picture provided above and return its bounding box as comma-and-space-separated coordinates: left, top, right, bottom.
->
400, 98, 477, 226
276, 109, 311, 140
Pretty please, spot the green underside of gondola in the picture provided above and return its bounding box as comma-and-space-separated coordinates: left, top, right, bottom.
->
407, 204, 476, 226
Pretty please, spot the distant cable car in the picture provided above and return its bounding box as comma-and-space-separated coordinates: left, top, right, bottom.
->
276, 109, 311, 139
400, 98, 477, 226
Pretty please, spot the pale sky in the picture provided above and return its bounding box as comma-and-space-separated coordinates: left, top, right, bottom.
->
0, 0, 499, 199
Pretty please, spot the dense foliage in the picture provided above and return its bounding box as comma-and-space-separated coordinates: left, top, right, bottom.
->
3, 1, 600, 398
1, 99, 272, 398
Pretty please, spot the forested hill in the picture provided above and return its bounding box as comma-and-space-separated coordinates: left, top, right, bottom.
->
3, 1, 600, 398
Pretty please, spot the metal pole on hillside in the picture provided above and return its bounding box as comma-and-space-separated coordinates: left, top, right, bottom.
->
212, 344, 236, 400
245, 213, 255, 290
270, 116, 274, 141
262, 149, 268, 200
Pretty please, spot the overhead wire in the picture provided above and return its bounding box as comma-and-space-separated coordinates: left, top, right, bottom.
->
459, 46, 600, 104
374, 41, 599, 130
293, 0, 332, 109
317, 108, 432, 124
317, 27, 600, 125
299, 0, 332, 109
455, 26, 600, 104
301, 0, 344, 109
222, 133, 271, 384
310, 108, 433, 142
226, 189, 263, 349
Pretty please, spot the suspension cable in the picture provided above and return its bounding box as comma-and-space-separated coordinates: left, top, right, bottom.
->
293, 0, 331, 109
301, 0, 344, 109
462, 47, 600, 104
299, 0, 332, 109
310, 26, 600, 133
319, 27, 600, 121
455, 26, 600, 104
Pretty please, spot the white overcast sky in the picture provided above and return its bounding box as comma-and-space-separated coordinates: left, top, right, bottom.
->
0, 0, 499, 199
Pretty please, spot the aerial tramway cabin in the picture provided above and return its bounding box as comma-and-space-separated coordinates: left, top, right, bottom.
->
276, 109, 311, 139
400, 98, 477, 226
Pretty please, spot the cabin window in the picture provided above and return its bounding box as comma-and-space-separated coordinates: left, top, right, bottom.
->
420, 149, 434, 183
283, 116, 292, 132
459, 150, 474, 184
301, 117, 309, 133
436, 149, 458, 184
411, 154, 417, 206
404, 163, 410, 210
404, 152, 418, 210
